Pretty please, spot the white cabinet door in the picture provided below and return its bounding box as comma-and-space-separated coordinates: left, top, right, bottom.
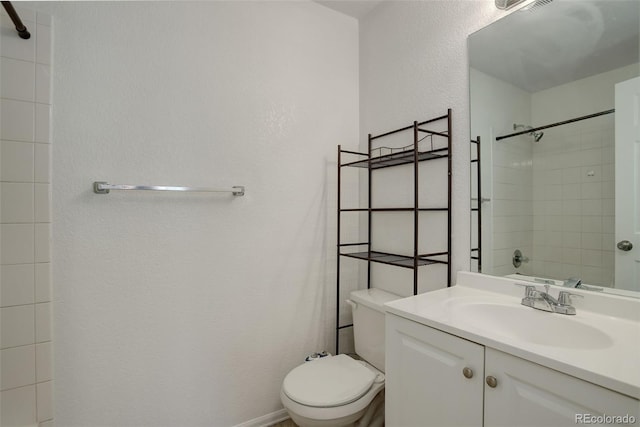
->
484, 348, 640, 427
386, 314, 485, 427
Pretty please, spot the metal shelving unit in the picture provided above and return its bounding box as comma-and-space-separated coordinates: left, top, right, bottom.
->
336, 109, 452, 354
471, 136, 482, 272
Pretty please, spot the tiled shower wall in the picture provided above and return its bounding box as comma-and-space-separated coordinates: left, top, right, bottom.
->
531, 117, 615, 286
530, 63, 639, 287
0, 7, 53, 426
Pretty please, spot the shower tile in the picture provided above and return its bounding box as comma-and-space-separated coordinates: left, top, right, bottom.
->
602, 163, 616, 181
35, 103, 50, 143
34, 144, 50, 183
1, 57, 35, 101
35, 223, 51, 263
581, 216, 602, 233
562, 232, 581, 249
562, 247, 581, 265
0, 5, 36, 22
561, 167, 581, 184
580, 182, 601, 200
602, 216, 615, 234
581, 200, 602, 216
0, 16, 36, 62
601, 180, 614, 199
35, 263, 51, 303
37, 12, 52, 27
0, 99, 35, 142
36, 25, 51, 65
0, 305, 35, 349
581, 130, 602, 149
37, 381, 53, 422
561, 184, 580, 200
35, 302, 51, 343
0, 141, 34, 182
36, 342, 52, 382
601, 234, 615, 253
0, 182, 34, 223
601, 200, 614, 216
581, 249, 602, 267
582, 266, 604, 284
579, 148, 601, 166
1, 223, 34, 265
1, 264, 34, 307
601, 146, 614, 164
1, 344, 36, 390
35, 64, 51, 105
581, 233, 602, 250
0, 385, 36, 426
35, 184, 51, 223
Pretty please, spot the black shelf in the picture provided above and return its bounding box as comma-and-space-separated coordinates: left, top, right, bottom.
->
335, 109, 452, 355
340, 207, 448, 212
342, 147, 448, 169
340, 250, 445, 269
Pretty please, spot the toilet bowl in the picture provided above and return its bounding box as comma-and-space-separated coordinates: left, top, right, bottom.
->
280, 354, 385, 427
280, 288, 401, 427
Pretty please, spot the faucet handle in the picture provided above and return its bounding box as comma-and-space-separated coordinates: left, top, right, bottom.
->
557, 291, 583, 306
514, 283, 537, 297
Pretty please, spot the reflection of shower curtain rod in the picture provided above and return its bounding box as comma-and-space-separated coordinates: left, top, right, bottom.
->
1, 1, 30, 39
496, 108, 615, 141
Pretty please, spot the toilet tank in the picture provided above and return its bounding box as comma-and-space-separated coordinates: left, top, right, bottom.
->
349, 288, 401, 372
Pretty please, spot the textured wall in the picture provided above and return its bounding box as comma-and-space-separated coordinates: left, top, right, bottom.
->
0, 6, 53, 426
48, 2, 358, 426
359, 1, 505, 293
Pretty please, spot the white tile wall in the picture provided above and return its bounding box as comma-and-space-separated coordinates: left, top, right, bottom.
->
0, 7, 53, 426
531, 119, 615, 286
491, 136, 534, 275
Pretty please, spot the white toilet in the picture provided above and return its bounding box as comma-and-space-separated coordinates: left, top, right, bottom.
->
280, 288, 401, 427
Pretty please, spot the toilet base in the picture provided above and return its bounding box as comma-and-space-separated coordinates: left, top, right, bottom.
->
282, 388, 384, 427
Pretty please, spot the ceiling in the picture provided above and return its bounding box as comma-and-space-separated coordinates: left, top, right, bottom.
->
469, 0, 640, 92
314, 0, 385, 20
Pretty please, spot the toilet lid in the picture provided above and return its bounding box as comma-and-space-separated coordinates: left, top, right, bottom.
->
283, 354, 375, 408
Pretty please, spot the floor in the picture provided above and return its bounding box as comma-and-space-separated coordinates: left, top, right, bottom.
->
271, 418, 298, 427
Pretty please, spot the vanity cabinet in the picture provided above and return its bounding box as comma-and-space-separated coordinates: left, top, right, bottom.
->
386, 313, 640, 427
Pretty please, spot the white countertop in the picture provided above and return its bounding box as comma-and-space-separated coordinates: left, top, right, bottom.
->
384, 272, 640, 400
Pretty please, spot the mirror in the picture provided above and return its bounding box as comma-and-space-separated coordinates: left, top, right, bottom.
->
469, 0, 640, 296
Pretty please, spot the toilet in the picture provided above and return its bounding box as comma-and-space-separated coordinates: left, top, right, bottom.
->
280, 288, 401, 427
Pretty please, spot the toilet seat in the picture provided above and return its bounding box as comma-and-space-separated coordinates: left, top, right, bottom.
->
283, 354, 376, 407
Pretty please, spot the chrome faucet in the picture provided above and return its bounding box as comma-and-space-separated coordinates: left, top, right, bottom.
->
516, 284, 582, 315
563, 277, 603, 292
563, 277, 582, 288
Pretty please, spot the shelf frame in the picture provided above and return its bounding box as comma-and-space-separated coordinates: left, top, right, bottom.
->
335, 109, 452, 355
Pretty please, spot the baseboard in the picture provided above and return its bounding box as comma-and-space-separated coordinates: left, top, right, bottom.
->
233, 408, 290, 427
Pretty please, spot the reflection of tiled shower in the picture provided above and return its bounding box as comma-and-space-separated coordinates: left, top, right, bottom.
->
531, 116, 615, 286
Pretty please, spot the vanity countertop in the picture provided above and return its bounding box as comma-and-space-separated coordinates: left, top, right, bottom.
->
384, 271, 640, 400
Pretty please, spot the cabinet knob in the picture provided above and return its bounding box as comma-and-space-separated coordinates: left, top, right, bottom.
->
462, 367, 474, 379
486, 376, 498, 388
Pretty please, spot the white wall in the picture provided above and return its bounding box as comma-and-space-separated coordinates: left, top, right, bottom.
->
359, 1, 505, 294
470, 68, 533, 277
0, 6, 53, 426
47, 2, 358, 426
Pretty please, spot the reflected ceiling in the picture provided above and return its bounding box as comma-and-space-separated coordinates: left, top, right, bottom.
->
469, 0, 640, 92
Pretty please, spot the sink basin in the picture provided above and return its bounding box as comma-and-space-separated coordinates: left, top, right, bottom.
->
447, 301, 614, 349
